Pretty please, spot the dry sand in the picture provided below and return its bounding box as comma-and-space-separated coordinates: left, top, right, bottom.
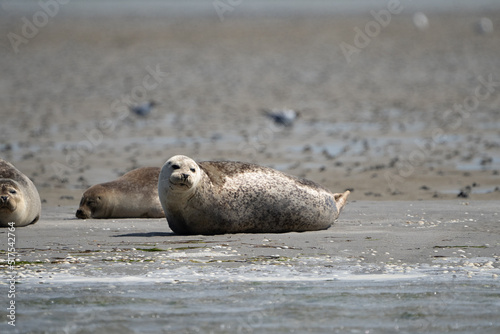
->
0, 8, 499, 281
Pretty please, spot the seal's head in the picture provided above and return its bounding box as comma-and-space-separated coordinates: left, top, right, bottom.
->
0, 180, 23, 213
161, 155, 201, 191
76, 185, 107, 219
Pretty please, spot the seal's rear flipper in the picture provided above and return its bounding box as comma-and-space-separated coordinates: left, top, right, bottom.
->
333, 190, 350, 213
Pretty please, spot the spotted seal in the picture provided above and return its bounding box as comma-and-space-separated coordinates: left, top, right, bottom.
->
158, 155, 350, 235
0, 159, 41, 227
76, 167, 165, 219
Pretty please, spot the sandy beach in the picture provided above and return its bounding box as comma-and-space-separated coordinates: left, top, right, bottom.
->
2, 200, 500, 333
1, 1, 500, 332
9, 200, 500, 280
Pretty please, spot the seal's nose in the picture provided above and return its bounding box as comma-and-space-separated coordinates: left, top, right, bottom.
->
181, 173, 189, 181
76, 209, 87, 219
0, 196, 8, 202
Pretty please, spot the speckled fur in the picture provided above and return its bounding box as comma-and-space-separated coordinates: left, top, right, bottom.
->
0, 159, 41, 227
76, 167, 165, 219
158, 155, 350, 235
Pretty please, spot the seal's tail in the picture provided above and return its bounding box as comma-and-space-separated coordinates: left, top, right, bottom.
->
333, 190, 350, 213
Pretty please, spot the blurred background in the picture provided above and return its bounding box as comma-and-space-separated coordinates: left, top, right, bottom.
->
1, 0, 499, 205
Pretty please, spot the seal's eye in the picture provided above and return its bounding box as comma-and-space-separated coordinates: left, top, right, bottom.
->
171, 164, 180, 170
190, 168, 196, 172
9, 190, 16, 194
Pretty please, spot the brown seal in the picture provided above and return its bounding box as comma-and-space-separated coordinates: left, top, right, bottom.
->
76, 167, 165, 219
158, 155, 350, 235
0, 159, 41, 227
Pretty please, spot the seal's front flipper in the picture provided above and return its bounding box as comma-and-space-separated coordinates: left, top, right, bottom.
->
333, 190, 350, 213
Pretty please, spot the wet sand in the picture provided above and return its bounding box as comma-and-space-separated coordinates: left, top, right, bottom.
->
8, 200, 500, 282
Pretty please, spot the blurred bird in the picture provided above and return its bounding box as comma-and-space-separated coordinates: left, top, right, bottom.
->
412, 12, 429, 31
476, 17, 494, 34
262, 108, 300, 127
129, 100, 158, 117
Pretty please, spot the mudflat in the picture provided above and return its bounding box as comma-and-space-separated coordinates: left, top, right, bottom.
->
1, 12, 499, 206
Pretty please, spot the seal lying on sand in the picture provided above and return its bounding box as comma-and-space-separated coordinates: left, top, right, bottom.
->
76, 167, 165, 219
0, 159, 41, 227
158, 155, 350, 235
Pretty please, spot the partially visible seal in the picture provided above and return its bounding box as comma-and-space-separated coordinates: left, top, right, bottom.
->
76, 167, 165, 219
0, 159, 41, 227
158, 155, 350, 235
